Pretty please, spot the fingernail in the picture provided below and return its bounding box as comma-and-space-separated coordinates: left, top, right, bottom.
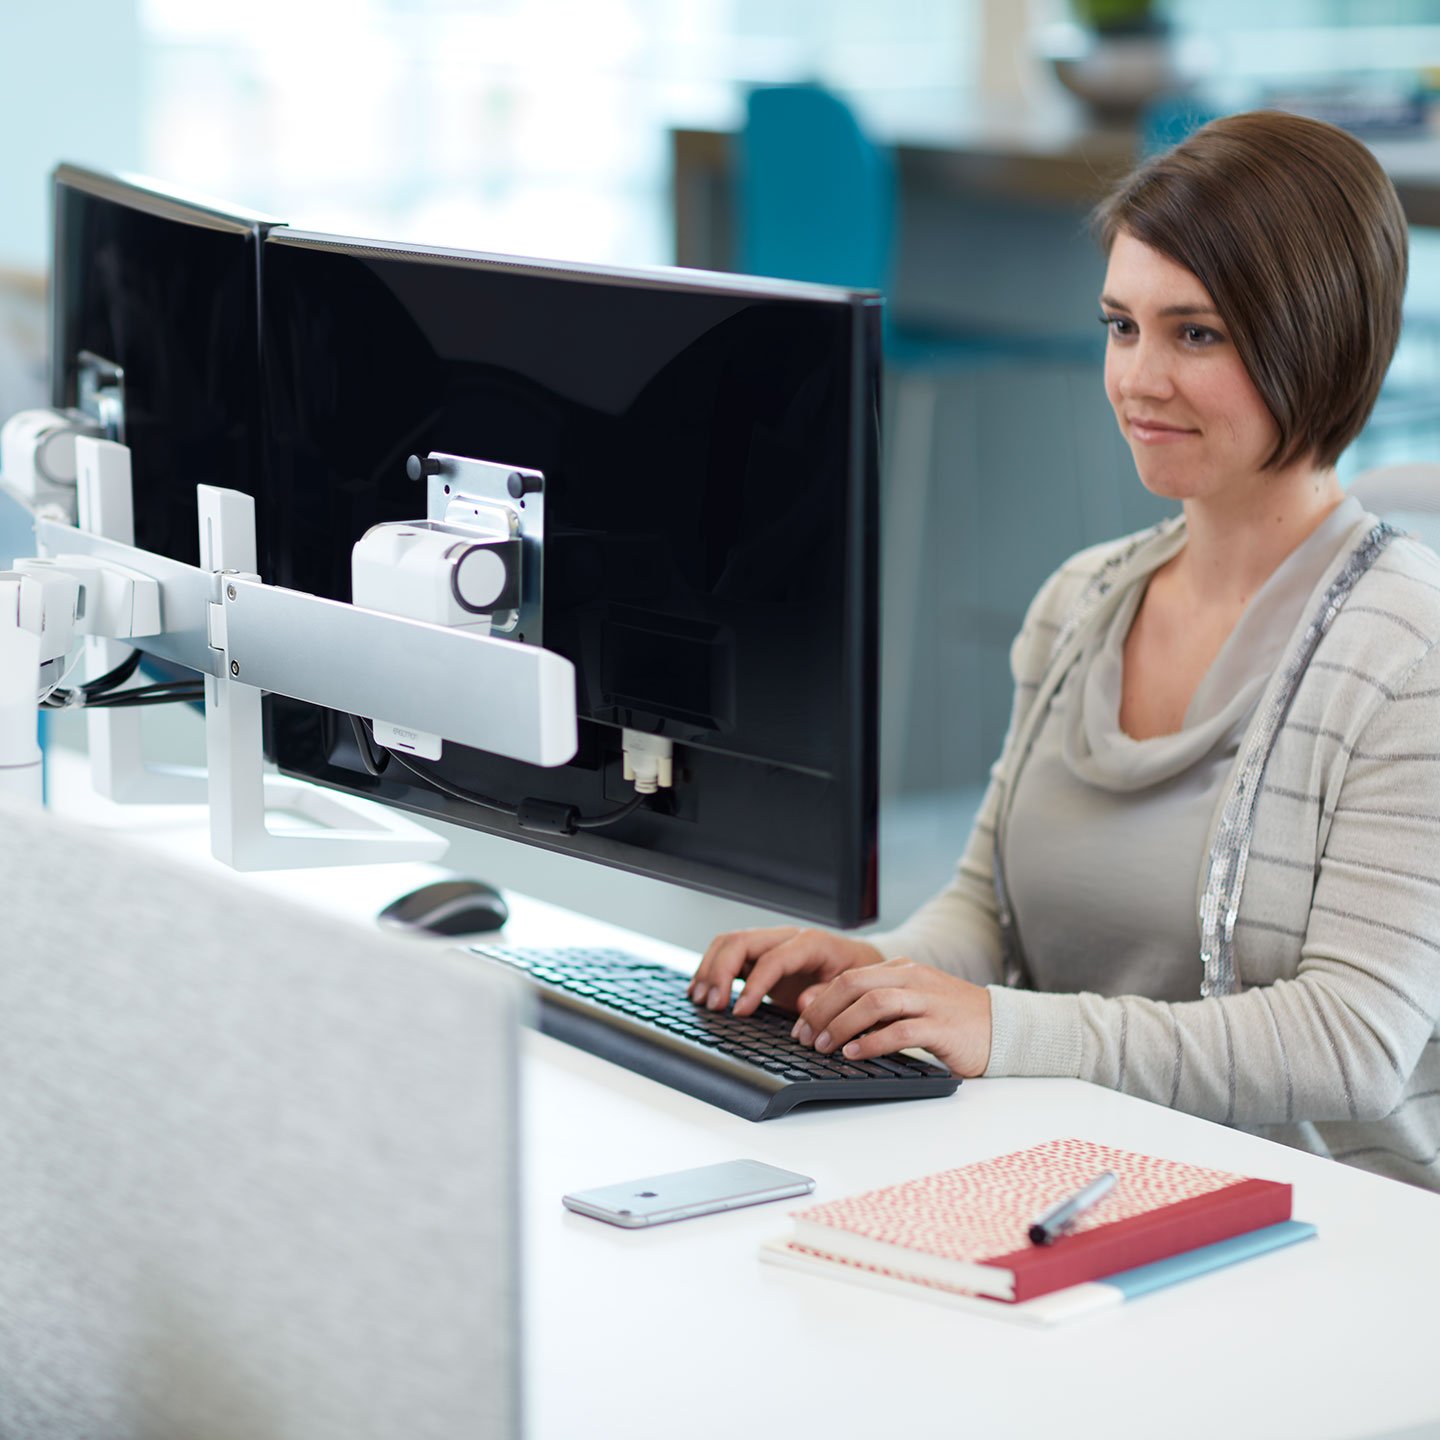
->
789, 1020, 800, 1038
796, 1021, 813, 1045
843, 1042, 859, 1058
815, 1030, 831, 1052
708, 986, 722, 1009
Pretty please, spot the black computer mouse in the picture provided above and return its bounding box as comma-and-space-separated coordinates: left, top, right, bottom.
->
377, 879, 510, 936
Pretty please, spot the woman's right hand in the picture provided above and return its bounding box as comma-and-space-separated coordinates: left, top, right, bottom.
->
688, 926, 885, 1018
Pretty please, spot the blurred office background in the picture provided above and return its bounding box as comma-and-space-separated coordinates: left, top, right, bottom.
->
3, 0, 1440, 940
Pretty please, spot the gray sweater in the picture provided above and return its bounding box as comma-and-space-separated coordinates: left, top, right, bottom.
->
871, 511, 1440, 1189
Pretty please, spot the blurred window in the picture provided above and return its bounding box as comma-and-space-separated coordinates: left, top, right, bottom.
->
139, 0, 975, 266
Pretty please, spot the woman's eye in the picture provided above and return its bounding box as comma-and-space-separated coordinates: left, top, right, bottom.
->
1099, 313, 1134, 338
1181, 324, 1220, 346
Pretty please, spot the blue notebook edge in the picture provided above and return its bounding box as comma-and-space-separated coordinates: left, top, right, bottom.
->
1099, 1220, 1318, 1300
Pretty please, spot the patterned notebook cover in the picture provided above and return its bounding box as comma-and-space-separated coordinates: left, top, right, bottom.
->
789, 1137, 1292, 1302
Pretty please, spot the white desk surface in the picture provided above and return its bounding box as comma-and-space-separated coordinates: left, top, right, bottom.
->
46, 759, 1440, 1440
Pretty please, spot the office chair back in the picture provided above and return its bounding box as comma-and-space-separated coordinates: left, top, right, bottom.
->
0, 803, 524, 1440
739, 83, 896, 290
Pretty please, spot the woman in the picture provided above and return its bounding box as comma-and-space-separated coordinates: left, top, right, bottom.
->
689, 110, 1440, 1190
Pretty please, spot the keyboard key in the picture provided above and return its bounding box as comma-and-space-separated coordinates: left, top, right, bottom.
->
868, 1057, 920, 1078
835, 1058, 884, 1075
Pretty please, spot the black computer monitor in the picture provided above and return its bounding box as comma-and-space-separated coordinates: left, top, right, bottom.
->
50, 164, 280, 567
259, 231, 881, 926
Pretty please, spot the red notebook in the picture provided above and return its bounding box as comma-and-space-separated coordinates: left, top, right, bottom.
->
788, 1138, 1292, 1303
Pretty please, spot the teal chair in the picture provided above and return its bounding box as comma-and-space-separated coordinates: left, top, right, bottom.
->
740, 84, 895, 296
739, 83, 1097, 787
739, 84, 1095, 362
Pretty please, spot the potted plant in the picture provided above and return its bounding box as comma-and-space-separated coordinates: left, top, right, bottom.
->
1036, 0, 1184, 120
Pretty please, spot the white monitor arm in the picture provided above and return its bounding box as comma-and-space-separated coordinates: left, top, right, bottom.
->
0, 421, 590, 868
1, 416, 675, 868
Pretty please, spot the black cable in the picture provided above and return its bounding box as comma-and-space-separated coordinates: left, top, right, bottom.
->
43, 685, 205, 710
80, 648, 143, 697
572, 792, 649, 830
78, 690, 206, 709
347, 711, 391, 777
44, 652, 206, 711
385, 747, 520, 817
68, 680, 206, 710
362, 716, 652, 834
42, 648, 146, 708
69, 687, 206, 710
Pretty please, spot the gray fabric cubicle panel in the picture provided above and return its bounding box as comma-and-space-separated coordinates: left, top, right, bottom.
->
0, 802, 523, 1440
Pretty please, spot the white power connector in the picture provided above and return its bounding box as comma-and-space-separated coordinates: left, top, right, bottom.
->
622, 730, 674, 795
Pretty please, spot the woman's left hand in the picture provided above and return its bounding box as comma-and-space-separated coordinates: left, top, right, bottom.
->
791, 958, 993, 1078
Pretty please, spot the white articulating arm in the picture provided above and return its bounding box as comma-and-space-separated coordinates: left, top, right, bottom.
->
0, 414, 583, 872
197, 485, 454, 870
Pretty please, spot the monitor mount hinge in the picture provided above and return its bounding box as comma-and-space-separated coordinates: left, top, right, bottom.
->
76, 351, 126, 443
0, 353, 124, 526
352, 450, 547, 762
418, 449, 545, 648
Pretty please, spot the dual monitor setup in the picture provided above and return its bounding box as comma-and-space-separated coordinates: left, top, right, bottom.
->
0, 166, 964, 1161
0, 161, 924, 1440
3, 163, 883, 929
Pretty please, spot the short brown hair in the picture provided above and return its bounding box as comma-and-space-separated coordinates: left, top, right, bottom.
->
1094, 110, 1408, 471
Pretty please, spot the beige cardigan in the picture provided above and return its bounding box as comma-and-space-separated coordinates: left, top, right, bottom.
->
871, 512, 1440, 1189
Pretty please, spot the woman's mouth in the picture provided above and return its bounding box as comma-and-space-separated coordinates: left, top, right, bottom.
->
1127, 416, 1197, 445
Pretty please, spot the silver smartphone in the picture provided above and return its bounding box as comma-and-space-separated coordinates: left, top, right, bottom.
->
562, 1158, 815, 1228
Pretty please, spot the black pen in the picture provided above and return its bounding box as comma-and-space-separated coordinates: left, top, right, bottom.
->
1028, 1170, 1117, 1246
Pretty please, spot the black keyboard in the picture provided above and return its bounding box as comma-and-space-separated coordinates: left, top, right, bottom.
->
471, 944, 960, 1121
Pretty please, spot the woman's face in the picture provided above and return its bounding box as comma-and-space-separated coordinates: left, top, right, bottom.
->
1101, 231, 1283, 506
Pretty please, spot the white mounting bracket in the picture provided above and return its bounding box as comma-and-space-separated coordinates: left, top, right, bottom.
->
196, 484, 449, 870
350, 450, 549, 764
75, 436, 208, 805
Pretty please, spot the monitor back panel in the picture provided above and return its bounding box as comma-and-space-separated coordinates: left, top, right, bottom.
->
260, 233, 881, 925
51, 164, 276, 567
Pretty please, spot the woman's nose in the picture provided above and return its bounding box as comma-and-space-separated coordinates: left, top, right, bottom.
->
1116, 339, 1174, 400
